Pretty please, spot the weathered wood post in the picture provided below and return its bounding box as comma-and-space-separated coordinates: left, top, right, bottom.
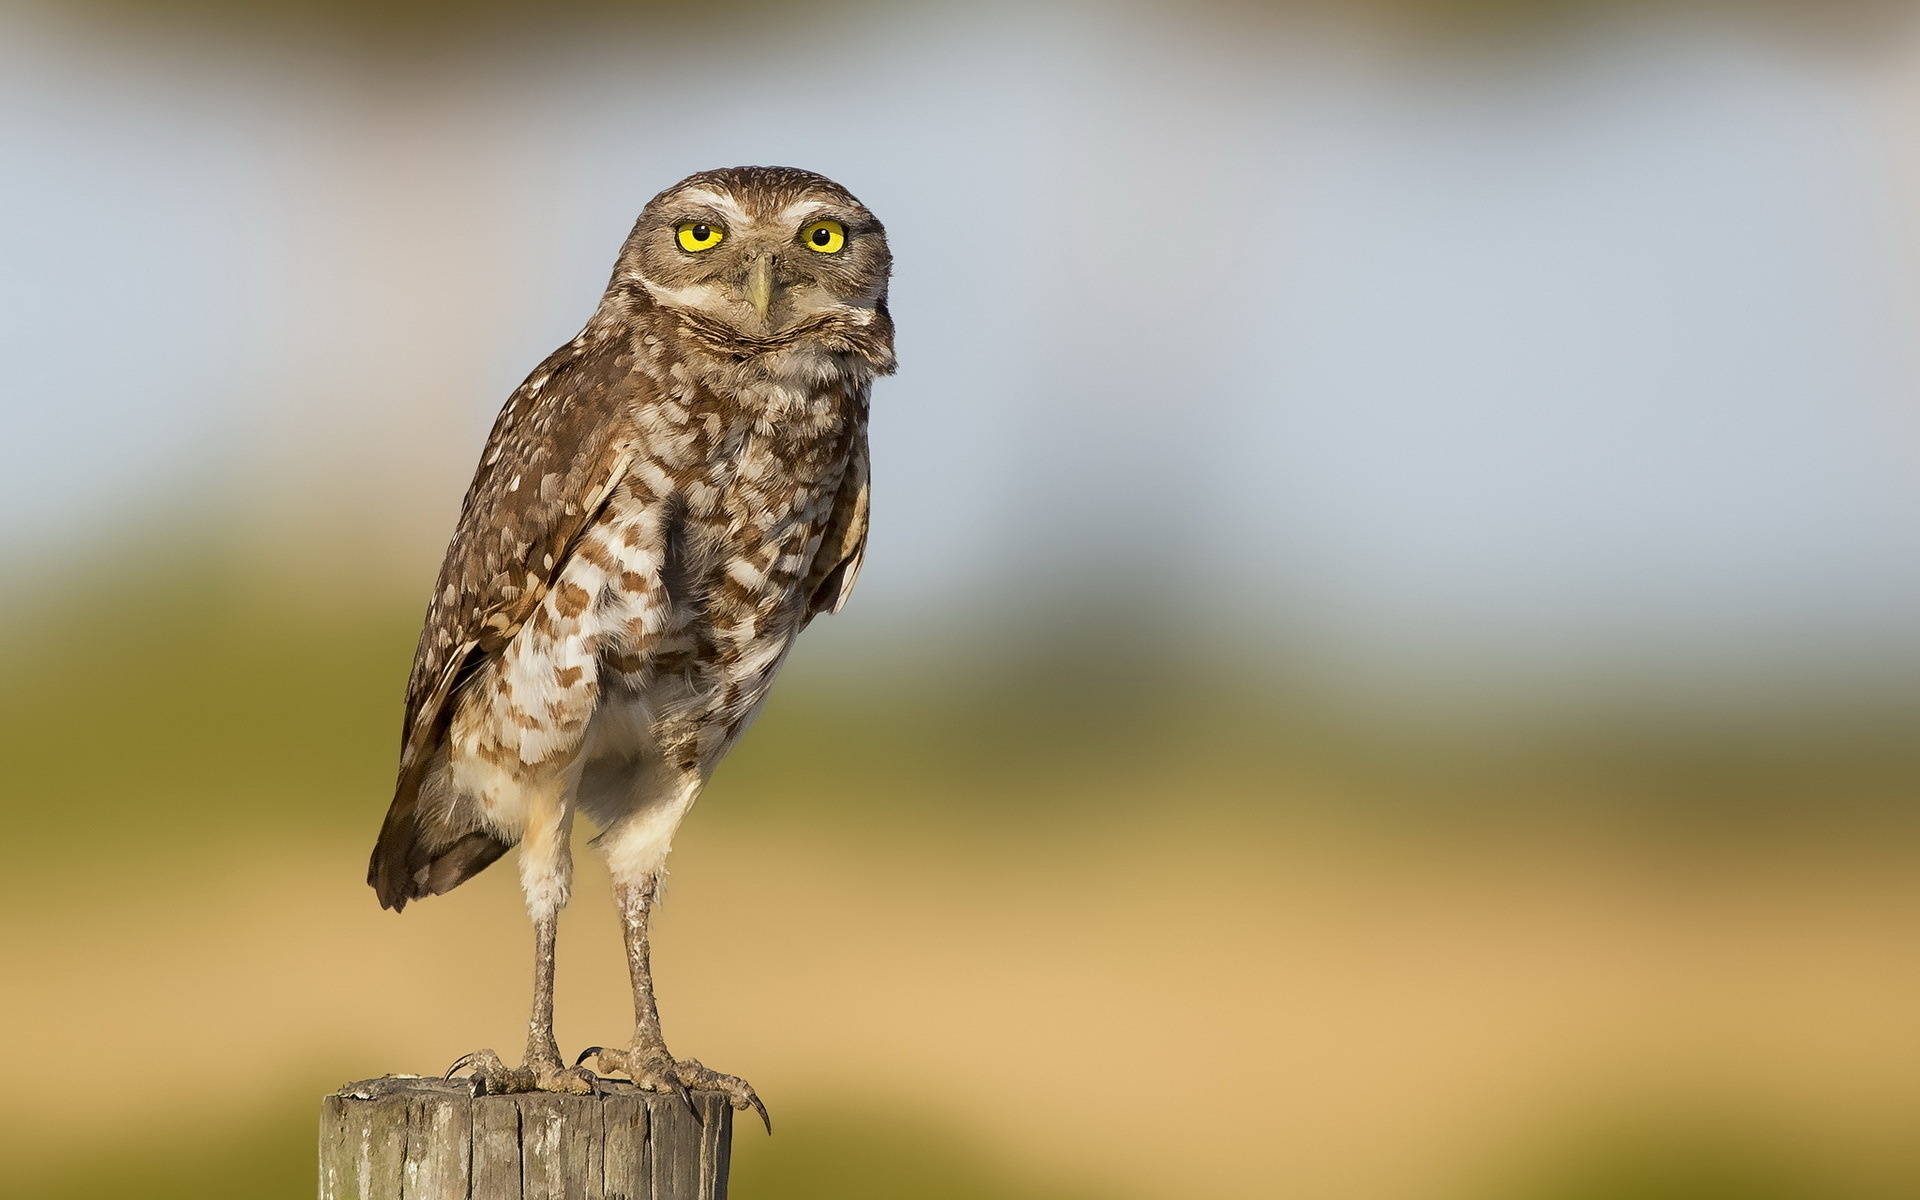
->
320, 1076, 733, 1200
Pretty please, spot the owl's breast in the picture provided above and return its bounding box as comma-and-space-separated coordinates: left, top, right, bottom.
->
622, 379, 847, 600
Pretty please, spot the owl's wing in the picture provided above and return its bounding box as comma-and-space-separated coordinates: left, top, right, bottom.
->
369, 333, 641, 910
805, 418, 870, 619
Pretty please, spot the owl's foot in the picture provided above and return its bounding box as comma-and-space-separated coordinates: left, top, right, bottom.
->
446, 1047, 596, 1096
575, 1044, 770, 1133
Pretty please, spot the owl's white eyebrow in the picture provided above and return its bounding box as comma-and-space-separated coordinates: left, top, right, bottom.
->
777, 199, 845, 224
673, 189, 750, 226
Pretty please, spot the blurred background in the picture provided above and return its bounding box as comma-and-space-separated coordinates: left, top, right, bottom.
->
4, 0, 1920, 1195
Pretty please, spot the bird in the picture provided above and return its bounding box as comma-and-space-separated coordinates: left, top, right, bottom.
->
366, 166, 894, 1128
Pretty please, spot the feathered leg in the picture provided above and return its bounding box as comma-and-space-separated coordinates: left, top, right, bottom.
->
577, 774, 769, 1130
448, 770, 594, 1095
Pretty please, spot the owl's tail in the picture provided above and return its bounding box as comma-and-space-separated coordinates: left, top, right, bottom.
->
368, 759, 511, 911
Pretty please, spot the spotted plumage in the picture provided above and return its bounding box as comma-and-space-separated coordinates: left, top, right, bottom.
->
367, 166, 893, 1116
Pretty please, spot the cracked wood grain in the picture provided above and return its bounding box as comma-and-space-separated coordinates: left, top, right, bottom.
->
320, 1077, 730, 1200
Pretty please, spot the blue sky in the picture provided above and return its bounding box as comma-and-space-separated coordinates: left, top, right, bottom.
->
4, 0, 1918, 700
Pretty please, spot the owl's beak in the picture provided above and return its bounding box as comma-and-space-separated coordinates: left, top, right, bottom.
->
744, 256, 775, 323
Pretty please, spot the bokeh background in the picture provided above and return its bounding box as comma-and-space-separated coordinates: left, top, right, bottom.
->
5, 0, 1920, 1196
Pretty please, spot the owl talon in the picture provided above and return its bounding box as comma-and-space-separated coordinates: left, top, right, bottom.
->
443, 1047, 588, 1095
447, 1048, 516, 1091
674, 1058, 769, 1133
583, 1043, 765, 1127
446, 1051, 482, 1080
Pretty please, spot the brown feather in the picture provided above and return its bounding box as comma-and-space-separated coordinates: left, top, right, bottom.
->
369, 322, 653, 910
805, 419, 870, 619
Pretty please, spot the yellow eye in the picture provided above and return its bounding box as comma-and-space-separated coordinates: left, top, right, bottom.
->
676, 221, 725, 252
801, 219, 846, 254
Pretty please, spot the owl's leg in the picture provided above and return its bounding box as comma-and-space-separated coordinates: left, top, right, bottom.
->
577, 773, 770, 1131
448, 770, 595, 1096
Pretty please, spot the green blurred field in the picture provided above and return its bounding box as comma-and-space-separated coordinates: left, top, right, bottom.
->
4, 546, 1920, 1199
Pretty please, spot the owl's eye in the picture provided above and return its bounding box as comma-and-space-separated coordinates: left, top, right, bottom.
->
676, 221, 725, 252
800, 220, 846, 254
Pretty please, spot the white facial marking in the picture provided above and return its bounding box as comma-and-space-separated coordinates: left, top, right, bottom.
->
777, 199, 836, 224
673, 189, 751, 228
634, 275, 730, 313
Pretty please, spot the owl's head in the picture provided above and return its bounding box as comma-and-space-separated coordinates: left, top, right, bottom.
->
616, 166, 891, 357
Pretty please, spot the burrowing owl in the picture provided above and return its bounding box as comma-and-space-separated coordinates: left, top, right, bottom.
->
368, 166, 894, 1125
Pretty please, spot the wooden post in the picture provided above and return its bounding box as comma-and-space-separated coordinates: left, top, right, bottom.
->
320, 1076, 733, 1200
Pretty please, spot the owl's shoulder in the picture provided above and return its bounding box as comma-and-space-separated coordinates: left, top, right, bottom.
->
403, 331, 651, 732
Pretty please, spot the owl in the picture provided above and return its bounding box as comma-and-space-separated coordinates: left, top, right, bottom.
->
367, 166, 894, 1126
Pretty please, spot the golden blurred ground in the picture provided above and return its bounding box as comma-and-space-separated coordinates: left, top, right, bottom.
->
4, 561, 1920, 1198
6, 814, 1920, 1198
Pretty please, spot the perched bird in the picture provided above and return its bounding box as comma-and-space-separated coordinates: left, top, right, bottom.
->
367, 166, 894, 1126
